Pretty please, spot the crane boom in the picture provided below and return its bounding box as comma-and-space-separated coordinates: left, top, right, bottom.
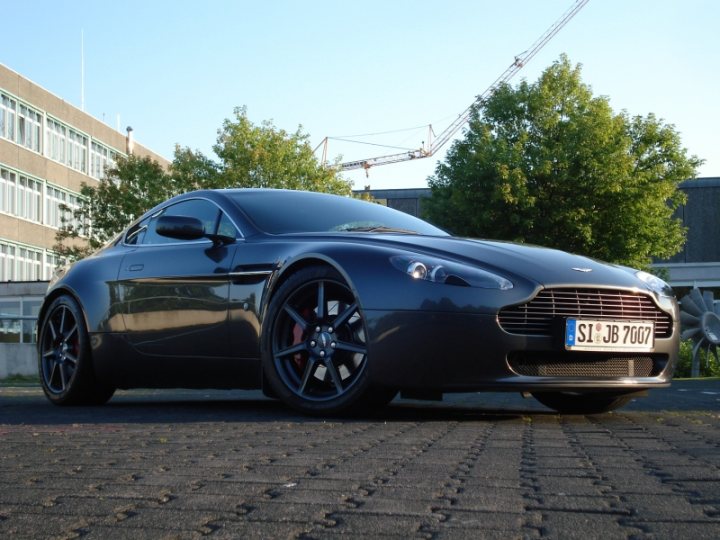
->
338, 0, 589, 172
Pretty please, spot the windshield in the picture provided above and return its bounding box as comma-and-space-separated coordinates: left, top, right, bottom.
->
227, 190, 448, 236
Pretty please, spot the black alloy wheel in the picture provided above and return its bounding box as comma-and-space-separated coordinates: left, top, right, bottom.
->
263, 266, 393, 414
38, 295, 114, 406
532, 391, 633, 414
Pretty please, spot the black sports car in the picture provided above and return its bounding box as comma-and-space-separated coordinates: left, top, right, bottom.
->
38, 189, 679, 414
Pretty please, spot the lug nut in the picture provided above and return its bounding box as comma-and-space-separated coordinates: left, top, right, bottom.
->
319, 351, 326, 358
310, 340, 316, 347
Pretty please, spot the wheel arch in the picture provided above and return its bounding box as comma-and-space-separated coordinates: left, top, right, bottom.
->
37, 286, 87, 343
268, 254, 358, 308
259, 254, 362, 399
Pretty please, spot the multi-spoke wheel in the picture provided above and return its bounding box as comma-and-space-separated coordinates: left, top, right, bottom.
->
263, 266, 394, 414
38, 295, 114, 406
532, 391, 633, 414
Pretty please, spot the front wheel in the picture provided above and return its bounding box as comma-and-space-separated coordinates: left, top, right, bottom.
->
532, 391, 633, 414
262, 266, 395, 415
38, 295, 115, 406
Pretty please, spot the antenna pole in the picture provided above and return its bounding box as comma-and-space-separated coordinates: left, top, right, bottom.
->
80, 29, 85, 111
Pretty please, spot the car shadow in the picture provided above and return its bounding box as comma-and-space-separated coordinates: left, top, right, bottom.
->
5, 380, 715, 427
0, 388, 558, 426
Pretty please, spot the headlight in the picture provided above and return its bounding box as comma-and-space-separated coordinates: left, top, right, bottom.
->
391, 255, 513, 290
635, 270, 674, 298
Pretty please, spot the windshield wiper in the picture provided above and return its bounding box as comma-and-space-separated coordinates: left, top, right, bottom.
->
340, 225, 418, 234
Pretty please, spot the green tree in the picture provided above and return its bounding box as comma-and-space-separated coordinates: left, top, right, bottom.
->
214, 106, 350, 194
55, 107, 350, 261
424, 56, 702, 268
54, 154, 170, 260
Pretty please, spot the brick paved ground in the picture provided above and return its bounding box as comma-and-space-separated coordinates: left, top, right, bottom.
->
0, 381, 719, 539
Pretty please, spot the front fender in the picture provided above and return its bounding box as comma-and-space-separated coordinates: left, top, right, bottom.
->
42, 251, 125, 334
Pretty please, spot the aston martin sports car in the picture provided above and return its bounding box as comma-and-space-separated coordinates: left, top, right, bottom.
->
38, 189, 679, 415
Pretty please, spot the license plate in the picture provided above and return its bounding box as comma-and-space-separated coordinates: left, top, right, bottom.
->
565, 319, 655, 352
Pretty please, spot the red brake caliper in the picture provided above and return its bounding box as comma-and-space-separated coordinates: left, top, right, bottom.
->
292, 308, 313, 371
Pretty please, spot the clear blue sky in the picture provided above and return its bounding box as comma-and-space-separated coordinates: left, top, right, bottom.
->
3, 0, 718, 190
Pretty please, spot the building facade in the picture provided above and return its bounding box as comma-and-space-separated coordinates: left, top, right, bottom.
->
0, 63, 168, 282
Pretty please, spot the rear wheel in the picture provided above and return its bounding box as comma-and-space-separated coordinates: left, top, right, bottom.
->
532, 391, 633, 414
38, 295, 115, 406
262, 266, 395, 415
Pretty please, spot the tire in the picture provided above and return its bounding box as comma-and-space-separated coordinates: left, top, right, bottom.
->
532, 391, 633, 414
262, 265, 395, 415
38, 295, 115, 406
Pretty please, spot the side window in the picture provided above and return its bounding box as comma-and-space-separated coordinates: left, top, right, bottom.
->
142, 199, 221, 245
125, 216, 149, 245
217, 212, 238, 239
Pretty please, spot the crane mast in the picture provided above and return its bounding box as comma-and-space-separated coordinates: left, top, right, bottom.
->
336, 0, 589, 173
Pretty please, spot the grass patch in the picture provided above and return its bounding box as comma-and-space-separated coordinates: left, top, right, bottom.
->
0, 374, 40, 386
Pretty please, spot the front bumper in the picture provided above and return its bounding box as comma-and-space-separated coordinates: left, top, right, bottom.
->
364, 309, 677, 392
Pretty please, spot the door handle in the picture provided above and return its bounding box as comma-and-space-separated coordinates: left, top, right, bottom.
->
128, 264, 144, 272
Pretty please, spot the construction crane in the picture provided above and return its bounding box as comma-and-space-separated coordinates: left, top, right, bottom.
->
321, 0, 589, 174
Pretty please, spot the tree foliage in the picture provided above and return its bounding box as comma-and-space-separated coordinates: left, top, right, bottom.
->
54, 154, 169, 260
424, 56, 702, 268
214, 107, 350, 194
55, 107, 350, 261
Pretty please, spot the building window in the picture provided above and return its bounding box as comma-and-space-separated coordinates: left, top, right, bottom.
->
0, 298, 21, 343
17, 104, 42, 152
45, 118, 66, 163
1, 93, 42, 152
0, 93, 17, 141
0, 166, 42, 223
67, 129, 88, 173
0, 243, 16, 281
17, 175, 42, 223
0, 240, 43, 282
44, 251, 61, 280
16, 246, 42, 281
90, 141, 117, 179
0, 168, 17, 215
45, 118, 89, 174
0, 296, 43, 344
45, 184, 82, 230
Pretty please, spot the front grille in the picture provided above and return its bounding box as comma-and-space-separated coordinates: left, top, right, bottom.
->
498, 288, 673, 338
508, 352, 666, 377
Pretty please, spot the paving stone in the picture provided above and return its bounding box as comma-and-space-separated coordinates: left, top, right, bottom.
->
621, 493, 714, 521
449, 491, 526, 513
1, 383, 719, 538
621, 518, 720, 539
532, 494, 620, 512
440, 508, 525, 530
539, 510, 643, 539
328, 511, 435, 536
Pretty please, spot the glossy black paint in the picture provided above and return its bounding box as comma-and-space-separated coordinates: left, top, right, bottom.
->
39, 189, 680, 399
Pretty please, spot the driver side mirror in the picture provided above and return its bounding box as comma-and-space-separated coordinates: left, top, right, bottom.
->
155, 215, 206, 240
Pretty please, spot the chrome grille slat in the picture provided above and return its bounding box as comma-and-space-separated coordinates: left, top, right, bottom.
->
498, 288, 673, 338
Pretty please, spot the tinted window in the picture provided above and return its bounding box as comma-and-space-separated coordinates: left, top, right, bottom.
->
127, 198, 235, 245
125, 217, 148, 245
228, 191, 447, 236
217, 212, 238, 238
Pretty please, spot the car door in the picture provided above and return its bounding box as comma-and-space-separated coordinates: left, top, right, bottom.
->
118, 198, 234, 363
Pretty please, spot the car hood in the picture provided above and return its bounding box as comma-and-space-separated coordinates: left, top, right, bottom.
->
360, 234, 645, 290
